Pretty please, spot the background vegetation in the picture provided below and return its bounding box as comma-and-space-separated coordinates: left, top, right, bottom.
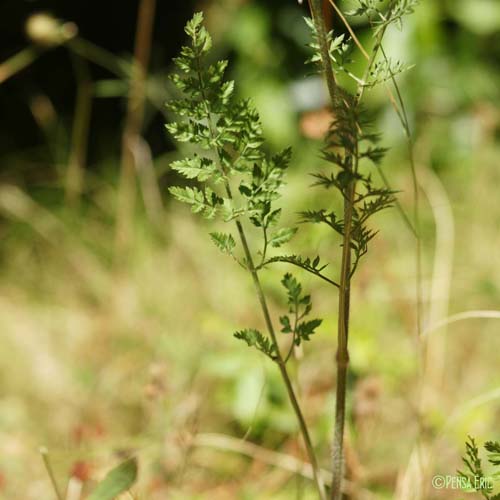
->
0, 0, 499, 498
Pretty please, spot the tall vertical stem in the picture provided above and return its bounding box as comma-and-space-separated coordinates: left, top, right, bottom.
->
310, 0, 337, 105
309, 1, 353, 497
116, 0, 157, 252
310, 2, 420, 497
331, 186, 354, 500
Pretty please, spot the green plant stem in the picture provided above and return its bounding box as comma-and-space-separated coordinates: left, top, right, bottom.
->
331, 159, 357, 500
309, 2, 352, 497
233, 215, 327, 500
0, 46, 40, 84
191, 29, 326, 497
66, 54, 93, 206
334, 3, 417, 237
310, 2, 394, 497
378, 44, 422, 337
39, 447, 63, 500
196, 70, 326, 500
325, 3, 421, 336
213, 150, 327, 499
310, 0, 338, 104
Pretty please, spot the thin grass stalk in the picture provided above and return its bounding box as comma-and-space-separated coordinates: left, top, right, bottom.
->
66, 55, 92, 206
132, 136, 164, 227
40, 447, 64, 500
116, 0, 157, 252
68, 38, 130, 78
377, 44, 422, 338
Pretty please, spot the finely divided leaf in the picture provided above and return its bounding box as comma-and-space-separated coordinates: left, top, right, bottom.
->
279, 315, 292, 334
485, 441, 500, 466
234, 329, 276, 359
210, 232, 236, 255
168, 186, 222, 219
297, 319, 322, 341
171, 156, 220, 182
269, 227, 297, 248
280, 273, 322, 347
282, 273, 302, 305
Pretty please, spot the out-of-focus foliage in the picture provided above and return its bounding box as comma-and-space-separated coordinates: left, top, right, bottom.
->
0, 0, 498, 498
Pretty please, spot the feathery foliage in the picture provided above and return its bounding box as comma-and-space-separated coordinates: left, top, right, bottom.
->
306, 1, 417, 498
166, 14, 327, 498
279, 273, 322, 356
234, 329, 277, 360
347, 0, 418, 33
458, 436, 500, 499
167, 13, 322, 361
300, 81, 395, 275
167, 13, 292, 236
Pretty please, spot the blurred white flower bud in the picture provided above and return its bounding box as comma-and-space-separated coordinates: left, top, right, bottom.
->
25, 13, 78, 47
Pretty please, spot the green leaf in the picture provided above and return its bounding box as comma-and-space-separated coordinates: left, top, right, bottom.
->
185, 12, 212, 55
210, 232, 236, 255
168, 186, 205, 211
234, 329, 276, 359
263, 254, 329, 275
297, 319, 322, 341
185, 12, 204, 35
269, 227, 297, 248
301, 209, 344, 235
305, 16, 354, 73
279, 315, 292, 334
345, 0, 381, 17
238, 183, 252, 198
279, 273, 322, 346
168, 186, 222, 219
281, 273, 302, 304
88, 458, 138, 500
364, 59, 414, 88
171, 156, 218, 182
485, 441, 500, 466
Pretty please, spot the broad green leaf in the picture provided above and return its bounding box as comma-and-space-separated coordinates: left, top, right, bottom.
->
88, 458, 138, 500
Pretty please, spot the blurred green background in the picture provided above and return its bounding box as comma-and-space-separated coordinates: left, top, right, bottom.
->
0, 0, 499, 498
